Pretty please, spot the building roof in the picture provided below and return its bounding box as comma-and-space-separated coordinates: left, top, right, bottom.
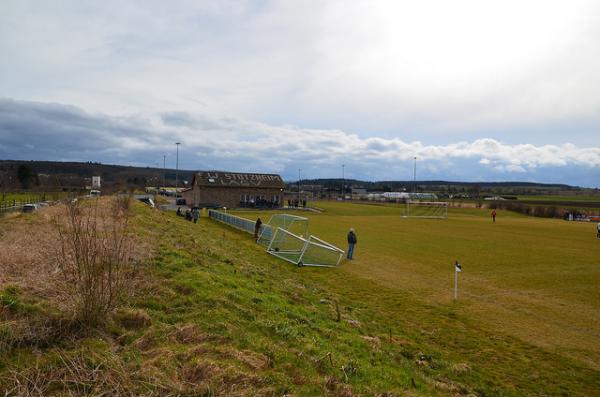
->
193, 171, 286, 189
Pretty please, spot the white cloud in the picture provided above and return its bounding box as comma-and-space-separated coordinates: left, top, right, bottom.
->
2, 99, 598, 186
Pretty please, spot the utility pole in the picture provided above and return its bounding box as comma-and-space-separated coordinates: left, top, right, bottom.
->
175, 142, 181, 197
342, 164, 345, 200
413, 156, 417, 193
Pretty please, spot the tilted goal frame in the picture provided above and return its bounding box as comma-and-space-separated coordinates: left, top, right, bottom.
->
267, 227, 344, 268
257, 214, 309, 247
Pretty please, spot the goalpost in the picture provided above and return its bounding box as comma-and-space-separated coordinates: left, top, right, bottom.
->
209, 210, 344, 267
403, 200, 448, 219
256, 214, 309, 247
267, 227, 344, 267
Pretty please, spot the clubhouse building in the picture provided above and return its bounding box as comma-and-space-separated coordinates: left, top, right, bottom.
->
181, 171, 286, 209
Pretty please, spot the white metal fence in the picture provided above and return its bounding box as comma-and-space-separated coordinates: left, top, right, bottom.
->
208, 209, 257, 234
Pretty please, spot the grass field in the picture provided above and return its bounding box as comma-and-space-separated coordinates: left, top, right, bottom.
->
235, 202, 600, 371
1, 200, 599, 395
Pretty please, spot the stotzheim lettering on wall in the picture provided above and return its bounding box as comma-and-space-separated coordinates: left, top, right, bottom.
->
202, 172, 282, 187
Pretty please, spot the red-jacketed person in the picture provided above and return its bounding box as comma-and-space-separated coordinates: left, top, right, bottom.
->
491, 210, 497, 223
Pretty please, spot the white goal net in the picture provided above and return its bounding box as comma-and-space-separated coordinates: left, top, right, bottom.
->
257, 214, 308, 247
267, 227, 344, 267
403, 201, 448, 219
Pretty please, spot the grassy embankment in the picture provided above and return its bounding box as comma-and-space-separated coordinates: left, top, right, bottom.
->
1, 200, 599, 395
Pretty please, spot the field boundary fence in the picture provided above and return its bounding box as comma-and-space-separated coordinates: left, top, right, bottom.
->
208, 209, 257, 234
0, 199, 38, 214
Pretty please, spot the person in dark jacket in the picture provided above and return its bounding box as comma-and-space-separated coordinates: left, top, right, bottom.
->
347, 228, 357, 260
191, 207, 200, 223
254, 217, 262, 240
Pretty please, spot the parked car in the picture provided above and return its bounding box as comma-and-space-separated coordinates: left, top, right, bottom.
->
22, 204, 38, 213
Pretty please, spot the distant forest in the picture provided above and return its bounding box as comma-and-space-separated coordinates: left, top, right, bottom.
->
0, 160, 597, 196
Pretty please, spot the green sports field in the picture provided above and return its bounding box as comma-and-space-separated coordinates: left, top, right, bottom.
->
234, 201, 600, 372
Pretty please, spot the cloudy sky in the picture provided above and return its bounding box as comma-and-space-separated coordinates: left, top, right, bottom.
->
1, 1, 599, 186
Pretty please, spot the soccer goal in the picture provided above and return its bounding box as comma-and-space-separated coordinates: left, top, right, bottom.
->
267, 227, 344, 267
403, 201, 448, 219
257, 214, 308, 247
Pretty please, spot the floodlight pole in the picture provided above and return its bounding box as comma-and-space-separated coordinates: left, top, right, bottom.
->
342, 164, 345, 200
162, 155, 166, 190
413, 156, 417, 193
298, 168, 301, 203
175, 142, 181, 196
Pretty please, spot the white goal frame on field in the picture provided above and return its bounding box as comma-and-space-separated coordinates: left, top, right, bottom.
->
267, 227, 344, 267
403, 200, 448, 219
256, 214, 309, 247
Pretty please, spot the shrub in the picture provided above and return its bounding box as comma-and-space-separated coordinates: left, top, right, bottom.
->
54, 198, 136, 327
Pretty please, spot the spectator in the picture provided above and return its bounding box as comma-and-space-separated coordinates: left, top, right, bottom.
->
491, 209, 497, 223
347, 228, 357, 260
255, 217, 262, 240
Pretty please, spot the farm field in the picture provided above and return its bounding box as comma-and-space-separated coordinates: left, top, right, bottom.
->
1, 199, 599, 396
234, 201, 600, 371
517, 194, 600, 203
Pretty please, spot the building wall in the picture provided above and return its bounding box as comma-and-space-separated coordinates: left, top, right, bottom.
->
182, 186, 283, 208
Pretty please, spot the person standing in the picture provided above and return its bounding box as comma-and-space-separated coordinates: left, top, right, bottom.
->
347, 228, 357, 260
254, 217, 262, 240
191, 207, 200, 224
597, 222, 600, 239
491, 209, 497, 223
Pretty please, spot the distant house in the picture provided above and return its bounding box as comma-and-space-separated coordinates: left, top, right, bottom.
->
181, 171, 286, 209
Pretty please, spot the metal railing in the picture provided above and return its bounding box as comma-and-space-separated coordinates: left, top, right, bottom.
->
208, 210, 256, 234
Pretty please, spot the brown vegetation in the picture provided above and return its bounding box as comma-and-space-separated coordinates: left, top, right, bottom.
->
1, 197, 150, 336
53, 196, 140, 326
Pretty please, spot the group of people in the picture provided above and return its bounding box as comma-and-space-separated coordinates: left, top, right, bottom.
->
176, 206, 200, 223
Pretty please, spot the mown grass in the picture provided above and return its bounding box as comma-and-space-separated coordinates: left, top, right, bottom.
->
236, 201, 600, 384
1, 201, 599, 396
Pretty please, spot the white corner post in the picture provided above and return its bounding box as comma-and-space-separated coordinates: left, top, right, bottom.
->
454, 269, 458, 300
454, 260, 461, 300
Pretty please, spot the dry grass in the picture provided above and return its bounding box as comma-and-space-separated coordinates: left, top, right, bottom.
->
0, 204, 67, 304
1, 197, 150, 323
0, 197, 153, 359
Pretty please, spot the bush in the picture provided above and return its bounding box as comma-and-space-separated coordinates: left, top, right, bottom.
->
54, 198, 136, 327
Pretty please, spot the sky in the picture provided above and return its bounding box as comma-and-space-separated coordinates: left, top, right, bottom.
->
1, 0, 599, 186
